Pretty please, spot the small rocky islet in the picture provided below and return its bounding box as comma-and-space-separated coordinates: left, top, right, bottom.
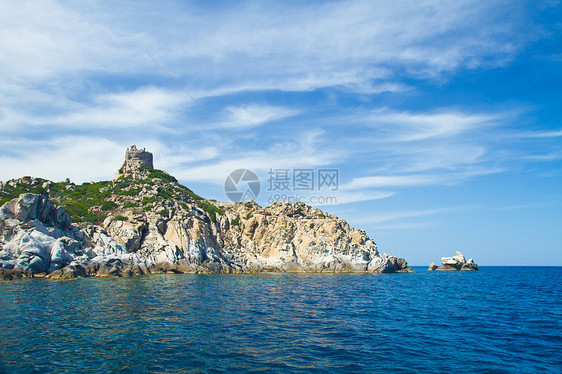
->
0, 146, 414, 280
428, 251, 478, 271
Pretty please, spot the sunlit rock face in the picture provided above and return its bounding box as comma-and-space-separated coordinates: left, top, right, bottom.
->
428, 251, 478, 271
0, 147, 412, 280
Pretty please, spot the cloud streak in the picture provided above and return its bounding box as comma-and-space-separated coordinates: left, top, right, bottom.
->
220, 104, 300, 129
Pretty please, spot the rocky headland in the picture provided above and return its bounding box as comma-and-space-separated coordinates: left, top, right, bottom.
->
428, 251, 478, 271
0, 146, 412, 280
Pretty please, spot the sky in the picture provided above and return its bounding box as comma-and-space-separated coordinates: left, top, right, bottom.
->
1, 0, 561, 266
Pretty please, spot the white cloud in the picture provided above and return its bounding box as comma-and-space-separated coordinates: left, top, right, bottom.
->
357, 207, 466, 224
0, 0, 528, 96
0, 1, 146, 80
321, 191, 395, 205
523, 152, 562, 161
516, 130, 562, 138
0, 87, 189, 130
363, 109, 500, 142
341, 167, 502, 192
342, 175, 436, 190
0, 0, 547, 207
221, 104, 299, 129
0, 137, 124, 182
51, 88, 189, 129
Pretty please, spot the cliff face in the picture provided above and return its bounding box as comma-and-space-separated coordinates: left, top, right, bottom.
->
0, 147, 411, 279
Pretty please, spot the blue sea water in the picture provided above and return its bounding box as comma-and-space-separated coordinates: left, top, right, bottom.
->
0, 267, 561, 373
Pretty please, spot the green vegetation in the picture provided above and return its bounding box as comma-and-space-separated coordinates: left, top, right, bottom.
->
0, 179, 116, 224
101, 201, 118, 211
309, 223, 315, 229
230, 218, 239, 226
142, 197, 158, 206
158, 189, 173, 201
197, 201, 224, 223
157, 209, 169, 217
0, 179, 49, 205
316, 213, 326, 218
245, 213, 253, 220
0, 171, 212, 226
117, 187, 141, 196
175, 183, 203, 202
142, 166, 178, 183
123, 201, 139, 208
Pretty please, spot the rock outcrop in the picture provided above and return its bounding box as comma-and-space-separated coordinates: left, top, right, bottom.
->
1, 146, 413, 280
428, 251, 478, 271
0, 193, 146, 280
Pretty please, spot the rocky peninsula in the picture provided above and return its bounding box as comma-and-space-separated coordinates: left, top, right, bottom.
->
428, 251, 478, 271
0, 146, 412, 280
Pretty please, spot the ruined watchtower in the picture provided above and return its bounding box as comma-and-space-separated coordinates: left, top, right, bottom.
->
113, 145, 154, 180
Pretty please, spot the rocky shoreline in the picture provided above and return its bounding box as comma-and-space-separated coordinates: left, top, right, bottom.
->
0, 146, 412, 280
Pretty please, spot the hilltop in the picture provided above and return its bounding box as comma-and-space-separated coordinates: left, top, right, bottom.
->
0, 146, 411, 279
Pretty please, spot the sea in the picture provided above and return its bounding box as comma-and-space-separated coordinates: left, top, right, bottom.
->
1, 267, 561, 373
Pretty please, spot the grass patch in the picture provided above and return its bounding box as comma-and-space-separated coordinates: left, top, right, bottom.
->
101, 201, 118, 211
123, 201, 139, 208
142, 197, 158, 205
117, 187, 141, 196
143, 167, 178, 183
158, 189, 174, 201
176, 184, 203, 201
197, 201, 224, 223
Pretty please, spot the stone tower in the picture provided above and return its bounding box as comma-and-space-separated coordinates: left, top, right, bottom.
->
113, 145, 154, 180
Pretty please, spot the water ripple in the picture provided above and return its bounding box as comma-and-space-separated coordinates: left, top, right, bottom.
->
0, 268, 561, 373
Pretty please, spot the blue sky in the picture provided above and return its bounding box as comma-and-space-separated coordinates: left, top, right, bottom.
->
1, 0, 561, 265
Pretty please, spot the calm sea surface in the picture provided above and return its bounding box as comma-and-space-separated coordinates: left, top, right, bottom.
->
1, 267, 561, 373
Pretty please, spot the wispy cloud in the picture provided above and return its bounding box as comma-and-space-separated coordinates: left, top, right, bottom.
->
0, 87, 189, 131
523, 152, 562, 161
358, 207, 467, 224
342, 175, 436, 190
515, 130, 562, 138
0, 136, 124, 182
363, 109, 500, 141
220, 104, 299, 129
51, 88, 189, 129
0, 0, 555, 211
1, 1, 529, 95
